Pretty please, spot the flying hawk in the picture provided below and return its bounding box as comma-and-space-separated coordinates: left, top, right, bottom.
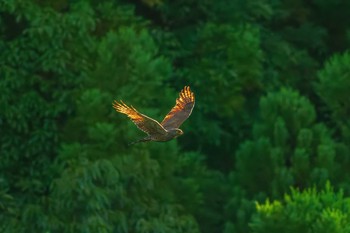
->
113, 86, 195, 144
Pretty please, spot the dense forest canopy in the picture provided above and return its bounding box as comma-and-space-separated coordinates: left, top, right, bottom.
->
1, 0, 350, 232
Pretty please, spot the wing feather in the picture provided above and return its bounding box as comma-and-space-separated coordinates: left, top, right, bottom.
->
113, 100, 167, 136
161, 86, 195, 129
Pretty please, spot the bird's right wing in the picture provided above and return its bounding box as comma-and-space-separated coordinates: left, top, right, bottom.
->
113, 101, 167, 136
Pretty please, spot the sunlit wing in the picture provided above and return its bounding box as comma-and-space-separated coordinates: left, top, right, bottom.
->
161, 86, 195, 129
113, 100, 167, 136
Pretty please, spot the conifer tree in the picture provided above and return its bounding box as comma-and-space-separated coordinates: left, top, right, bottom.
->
226, 88, 340, 233
316, 51, 350, 193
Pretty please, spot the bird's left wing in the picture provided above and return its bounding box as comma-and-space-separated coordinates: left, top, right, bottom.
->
161, 86, 195, 129
113, 100, 167, 136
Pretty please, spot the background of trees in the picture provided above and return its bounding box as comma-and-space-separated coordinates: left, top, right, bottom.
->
1, 0, 350, 232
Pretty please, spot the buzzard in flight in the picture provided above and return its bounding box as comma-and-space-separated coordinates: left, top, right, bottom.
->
113, 86, 195, 144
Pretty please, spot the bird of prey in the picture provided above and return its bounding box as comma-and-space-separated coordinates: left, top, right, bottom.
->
113, 86, 195, 145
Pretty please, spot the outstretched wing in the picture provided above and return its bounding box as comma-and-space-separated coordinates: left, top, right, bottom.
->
161, 86, 195, 129
113, 100, 167, 136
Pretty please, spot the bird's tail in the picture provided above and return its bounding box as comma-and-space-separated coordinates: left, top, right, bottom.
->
128, 137, 151, 146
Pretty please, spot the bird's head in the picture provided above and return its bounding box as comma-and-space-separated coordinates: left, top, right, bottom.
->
170, 128, 183, 138
176, 129, 184, 136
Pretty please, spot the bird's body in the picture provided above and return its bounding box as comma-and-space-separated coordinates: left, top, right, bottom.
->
113, 86, 194, 144
130, 128, 183, 144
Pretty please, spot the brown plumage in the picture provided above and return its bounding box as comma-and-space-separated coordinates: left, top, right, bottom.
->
113, 86, 195, 144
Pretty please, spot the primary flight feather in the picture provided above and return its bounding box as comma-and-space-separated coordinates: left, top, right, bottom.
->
113, 86, 195, 144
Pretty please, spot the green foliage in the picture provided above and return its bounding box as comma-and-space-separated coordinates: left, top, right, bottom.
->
187, 23, 263, 118
0, 1, 94, 231
251, 183, 350, 233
